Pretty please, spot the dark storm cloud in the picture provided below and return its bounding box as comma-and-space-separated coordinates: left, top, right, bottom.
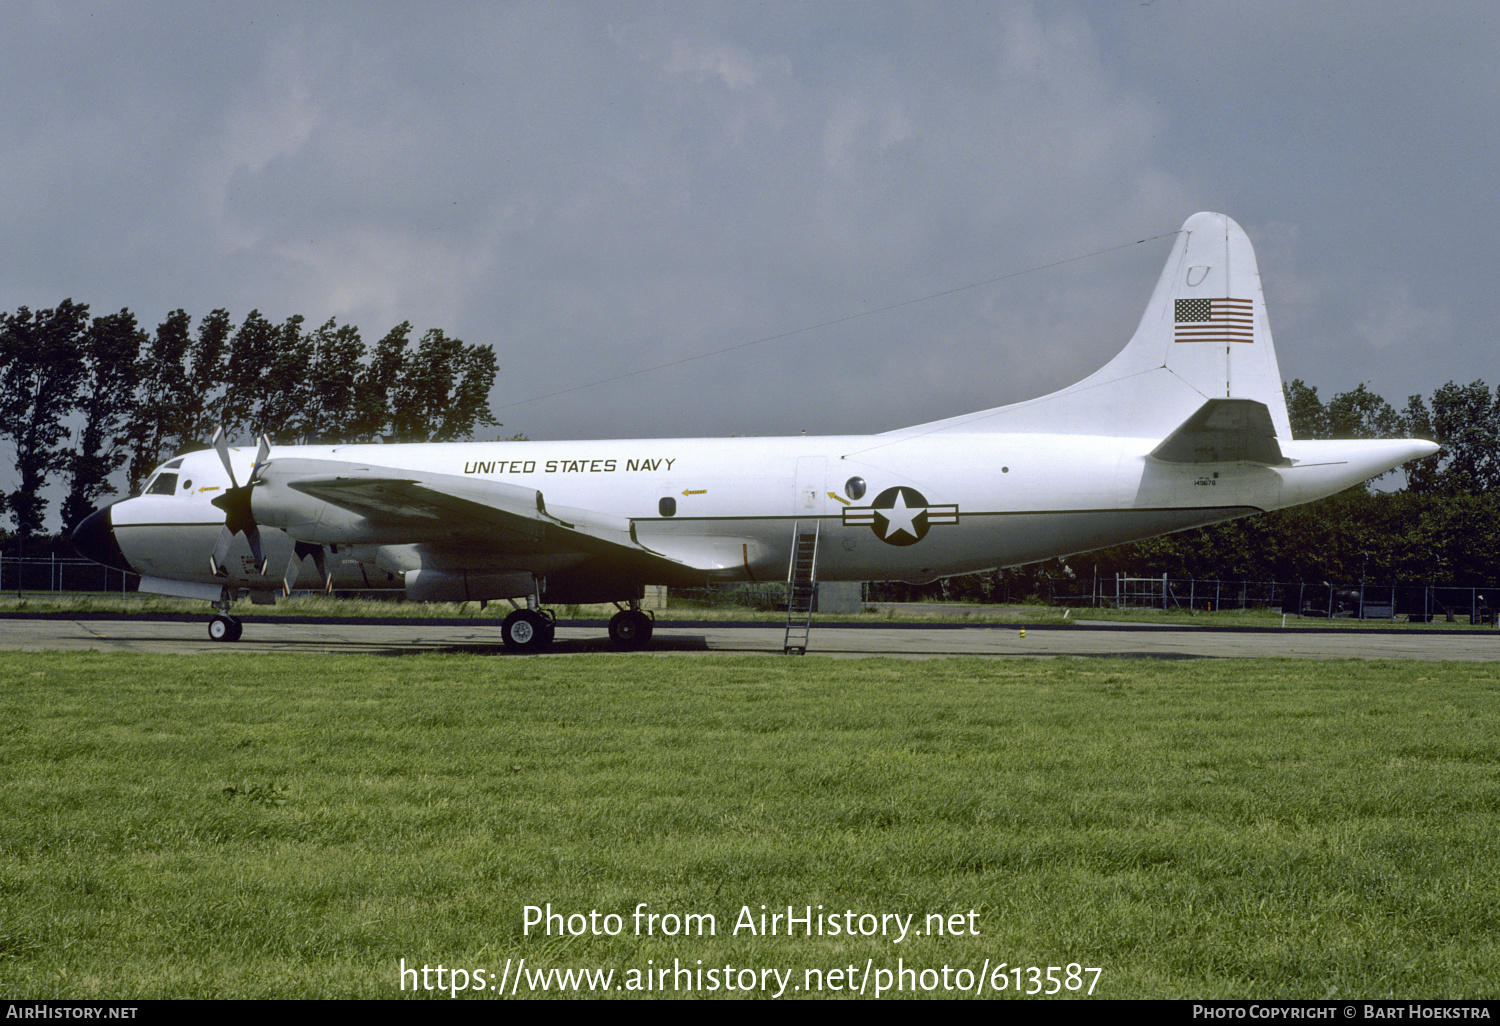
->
1, 0, 1493, 472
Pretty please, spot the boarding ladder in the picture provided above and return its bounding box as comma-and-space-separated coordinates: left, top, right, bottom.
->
784, 522, 819, 654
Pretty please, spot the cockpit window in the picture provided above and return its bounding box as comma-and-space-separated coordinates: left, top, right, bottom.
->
164, 458, 184, 470
146, 472, 179, 496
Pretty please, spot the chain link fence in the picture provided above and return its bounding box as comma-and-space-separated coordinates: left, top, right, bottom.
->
1, 556, 137, 596
1054, 573, 1497, 623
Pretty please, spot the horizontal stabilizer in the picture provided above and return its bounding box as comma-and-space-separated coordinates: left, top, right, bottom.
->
1149, 399, 1288, 466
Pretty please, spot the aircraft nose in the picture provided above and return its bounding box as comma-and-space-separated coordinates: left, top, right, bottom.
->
73, 505, 134, 574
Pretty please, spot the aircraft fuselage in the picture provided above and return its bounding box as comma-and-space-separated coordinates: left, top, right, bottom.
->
99, 430, 1416, 598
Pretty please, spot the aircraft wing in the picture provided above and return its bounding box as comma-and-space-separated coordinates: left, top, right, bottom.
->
255, 459, 707, 579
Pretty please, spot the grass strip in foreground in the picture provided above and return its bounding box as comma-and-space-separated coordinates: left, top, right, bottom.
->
2, 652, 1497, 998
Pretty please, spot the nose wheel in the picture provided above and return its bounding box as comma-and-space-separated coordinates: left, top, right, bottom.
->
208, 614, 243, 642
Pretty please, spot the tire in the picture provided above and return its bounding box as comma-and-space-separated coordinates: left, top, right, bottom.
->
502, 609, 551, 653
608, 610, 654, 650
208, 615, 240, 642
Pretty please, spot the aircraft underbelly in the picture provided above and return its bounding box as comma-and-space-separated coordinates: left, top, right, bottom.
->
803, 506, 1257, 582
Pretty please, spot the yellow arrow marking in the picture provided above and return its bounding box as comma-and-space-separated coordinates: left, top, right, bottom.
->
828, 492, 850, 505
682, 489, 707, 496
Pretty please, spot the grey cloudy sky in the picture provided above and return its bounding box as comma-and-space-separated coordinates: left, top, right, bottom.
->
3, 0, 1495, 450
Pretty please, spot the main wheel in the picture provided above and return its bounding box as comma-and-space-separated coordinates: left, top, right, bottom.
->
502, 609, 552, 653
208, 615, 242, 642
607, 610, 654, 650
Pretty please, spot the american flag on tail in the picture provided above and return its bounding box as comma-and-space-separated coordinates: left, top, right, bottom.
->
1174, 297, 1253, 343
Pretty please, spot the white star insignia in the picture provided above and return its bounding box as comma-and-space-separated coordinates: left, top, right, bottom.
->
880, 490, 925, 541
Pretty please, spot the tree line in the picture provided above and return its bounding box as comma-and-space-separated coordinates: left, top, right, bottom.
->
0, 300, 502, 555
2, 298, 1494, 586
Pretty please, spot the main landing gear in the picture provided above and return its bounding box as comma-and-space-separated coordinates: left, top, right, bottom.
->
607, 608, 654, 650
500, 607, 556, 653
498, 599, 655, 653
208, 613, 243, 642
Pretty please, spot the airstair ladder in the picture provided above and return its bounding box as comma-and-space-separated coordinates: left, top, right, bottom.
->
784, 522, 819, 654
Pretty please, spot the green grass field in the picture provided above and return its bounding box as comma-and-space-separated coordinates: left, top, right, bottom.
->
2, 652, 1497, 999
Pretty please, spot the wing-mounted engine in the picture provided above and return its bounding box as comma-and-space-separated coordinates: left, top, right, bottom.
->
248, 458, 715, 588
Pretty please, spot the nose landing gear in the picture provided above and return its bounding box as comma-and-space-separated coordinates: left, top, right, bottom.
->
207, 589, 244, 642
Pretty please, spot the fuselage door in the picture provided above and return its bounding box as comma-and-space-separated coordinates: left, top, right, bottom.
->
794, 456, 826, 517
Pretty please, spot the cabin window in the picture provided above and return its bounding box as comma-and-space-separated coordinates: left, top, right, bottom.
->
659, 497, 676, 517
147, 472, 179, 496
164, 458, 184, 469
845, 476, 866, 501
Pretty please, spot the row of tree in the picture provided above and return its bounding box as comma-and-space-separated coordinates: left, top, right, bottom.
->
2, 296, 1495, 586
0, 300, 502, 554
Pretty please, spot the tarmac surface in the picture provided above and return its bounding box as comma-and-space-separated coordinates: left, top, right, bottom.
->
3, 614, 1499, 660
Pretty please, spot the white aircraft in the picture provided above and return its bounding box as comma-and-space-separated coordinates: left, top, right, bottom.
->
74, 212, 1437, 651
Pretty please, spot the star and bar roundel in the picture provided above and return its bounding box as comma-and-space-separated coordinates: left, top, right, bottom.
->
841, 486, 959, 546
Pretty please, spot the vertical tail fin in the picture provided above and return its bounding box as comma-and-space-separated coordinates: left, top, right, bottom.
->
1126, 211, 1291, 439
896, 212, 1293, 440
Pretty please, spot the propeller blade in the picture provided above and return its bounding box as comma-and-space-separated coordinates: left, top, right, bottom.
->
209, 525, 267, 576
211, 425, 240, 489
310, 544, 332, 594
252, 435, 272, 481
281, 541, 332, 596
245, 523, 267, 575
210, 526, 234, 576
207, 427, 268, 576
